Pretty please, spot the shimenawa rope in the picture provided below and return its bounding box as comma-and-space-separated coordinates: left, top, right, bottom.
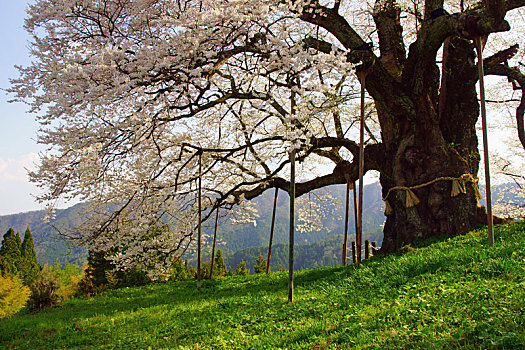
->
382, 174, 481, 215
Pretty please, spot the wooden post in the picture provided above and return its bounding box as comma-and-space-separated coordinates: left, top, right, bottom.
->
365, 240, 370, 259
356, 70, 369, 266
351, 241, 356, 264
342, 179, 351, 266
197, 151, 202, 291
288, 149, 296, 303
371, 241, 377, 256
352, 181, 358, 248
474, 36, 494, 247
209, 206, 219, 279
266, 188, 278, 274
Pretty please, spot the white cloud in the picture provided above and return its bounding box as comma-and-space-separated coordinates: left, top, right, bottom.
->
0, 153, 44, 215
0, 152, 39, 181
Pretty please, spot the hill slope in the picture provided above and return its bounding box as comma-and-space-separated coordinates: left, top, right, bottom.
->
1, 222, 524, 349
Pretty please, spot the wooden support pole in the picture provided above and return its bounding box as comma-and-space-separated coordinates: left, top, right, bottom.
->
209, 206, 219, 279
356, 70, 369, 266
474, 36, 494, 247
353, 181, 358, 248
266, 188, 279, 274
197, 151, 202, 291
365, 240, 370, 259
288, 149, 296, 303
342, 179, 351, 266
371, 241, 377, 256
351, 241, 356, 264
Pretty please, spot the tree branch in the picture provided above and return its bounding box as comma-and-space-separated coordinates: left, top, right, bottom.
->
373, 0, 406, 78
485, 62, 525, 150
506, 0, 525, 11
238, 142, 384, 201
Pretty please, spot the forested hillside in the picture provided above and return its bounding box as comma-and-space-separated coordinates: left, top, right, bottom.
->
0, 183, 386, 266
211, 182, 385, 254
0, 204, 87, 265
223, 231, 383, 272
2, 181, 523, 269
1, 182, 523, 268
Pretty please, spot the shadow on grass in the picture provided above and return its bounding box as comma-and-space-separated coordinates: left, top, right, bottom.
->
6, 264, 357, 335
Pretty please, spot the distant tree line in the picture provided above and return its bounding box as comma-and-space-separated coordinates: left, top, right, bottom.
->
224, 232, 382, 273
81, 246, 257, 293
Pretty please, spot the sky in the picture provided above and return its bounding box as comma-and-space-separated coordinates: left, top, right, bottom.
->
0, 0, 44, 215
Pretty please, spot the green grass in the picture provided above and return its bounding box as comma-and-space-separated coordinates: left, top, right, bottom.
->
2, 223, 525, 349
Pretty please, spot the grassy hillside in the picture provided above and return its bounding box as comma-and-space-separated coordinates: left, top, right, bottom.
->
1, 223, 524, 349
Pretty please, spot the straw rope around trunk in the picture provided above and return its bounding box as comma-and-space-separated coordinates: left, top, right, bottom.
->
382, 174, 481, 215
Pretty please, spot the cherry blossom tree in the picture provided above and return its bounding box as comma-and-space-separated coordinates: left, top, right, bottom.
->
10, 0, 525, 272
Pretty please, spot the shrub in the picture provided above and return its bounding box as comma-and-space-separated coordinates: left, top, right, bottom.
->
75, 264, 106, 297
198, 262, 211, 280
51, 260, 81, 285
0, 273, 30, 318
118, 267, 151, 287
169, 259, 195, 281
51, 261, 83, 298
105, 270, 118, 289
76, 274, 102, 297
81, 249, 152, 291
28, 266, 64, 310
253, 253, 266, 274
65, 273, 83, 298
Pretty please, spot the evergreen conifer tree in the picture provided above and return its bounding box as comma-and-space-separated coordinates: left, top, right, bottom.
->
169, 258, 196, 281
199, 261, 210, 280
253, 253, 266, 274
213, 249, 227, 278
20, 228, 40, 285
185, 260, 197, 279
0, 255, 7, 274
0, 228, 22, 275
15, 232, 22, 250
235, 260, 250, 276
86, 249, 114, 287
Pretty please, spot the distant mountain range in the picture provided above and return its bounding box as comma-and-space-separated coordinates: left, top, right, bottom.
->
0, 203, 88, 265
210, 182, 385, 255
3, 181, 519, 268
0, 183, 386, 266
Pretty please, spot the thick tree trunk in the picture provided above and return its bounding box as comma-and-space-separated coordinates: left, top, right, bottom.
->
380, 145, 484, 252
379, 36, 487, 253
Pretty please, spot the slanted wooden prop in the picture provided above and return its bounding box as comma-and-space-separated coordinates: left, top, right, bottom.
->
467, 18, 494, 246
